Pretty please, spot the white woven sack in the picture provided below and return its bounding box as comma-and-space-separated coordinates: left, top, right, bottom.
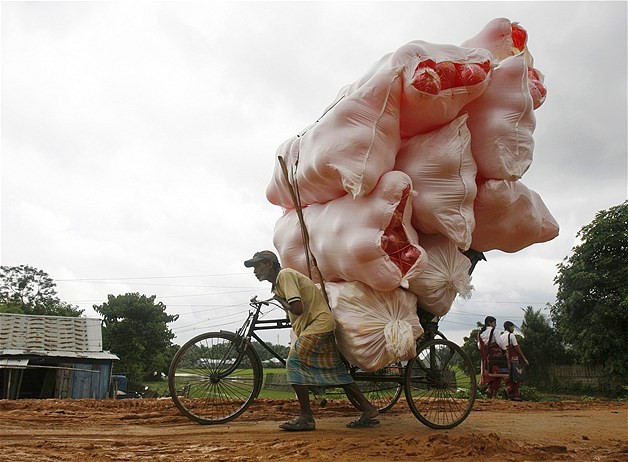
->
407, 233, 473, 316
325, 281, 424, 372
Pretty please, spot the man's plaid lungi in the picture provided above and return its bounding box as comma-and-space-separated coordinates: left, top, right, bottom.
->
286, 332, 354, 386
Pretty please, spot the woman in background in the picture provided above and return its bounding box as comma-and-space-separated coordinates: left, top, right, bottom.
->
502, 321, 529, 401
477, 316, 508, 399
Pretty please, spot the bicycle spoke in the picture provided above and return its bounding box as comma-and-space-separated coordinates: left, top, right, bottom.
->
405, 339, 476, 429
169, 332, 262, 424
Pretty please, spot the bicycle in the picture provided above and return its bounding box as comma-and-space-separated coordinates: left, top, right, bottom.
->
168, 296, 477, 429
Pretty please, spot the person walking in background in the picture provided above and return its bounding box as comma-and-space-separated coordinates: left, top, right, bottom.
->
244, 250, 380, 431
502, 321, 529, 401
477, 316, 508, 399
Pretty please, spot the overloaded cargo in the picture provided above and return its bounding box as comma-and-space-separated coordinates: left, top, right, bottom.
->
266, 18, 558, 366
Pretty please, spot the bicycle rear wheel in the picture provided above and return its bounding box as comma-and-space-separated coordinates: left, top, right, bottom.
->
404, 338, 476, 429
349, 364, 403, 413
168, 331, 263, 424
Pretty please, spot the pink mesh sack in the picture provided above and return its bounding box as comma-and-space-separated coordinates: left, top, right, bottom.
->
351, 41, 492, 138
461, 18, 531, 64
273, 171, 427, 292
395, 114, 477, 251
265, 67, 403, 208
464, 54, 536, 181
462, 18, 547, 111
471, 179, 560, 252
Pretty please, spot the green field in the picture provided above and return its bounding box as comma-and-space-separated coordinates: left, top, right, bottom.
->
144, 368, 355, 400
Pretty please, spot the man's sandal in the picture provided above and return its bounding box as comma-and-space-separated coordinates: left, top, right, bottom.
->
279, 417, 316, 431
346, 415, 380, 428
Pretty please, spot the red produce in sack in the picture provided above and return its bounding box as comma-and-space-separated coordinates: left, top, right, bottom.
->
462, 18, 533, 65
399, 246, 422, 275
455, 63, 488, 87
511, 23, 528, 51
342, 40, 492, 137
411, 66, 441, 95
528, 67, 541, 81
382, 187, 420, 274
527, 67, 547, 109
434, 61, 457, 90
417, 58, 437, 69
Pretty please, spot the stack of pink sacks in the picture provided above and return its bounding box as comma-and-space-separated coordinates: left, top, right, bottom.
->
267, 18, 558, 371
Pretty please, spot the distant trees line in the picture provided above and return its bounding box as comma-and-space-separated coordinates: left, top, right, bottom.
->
2, 201, 626, 394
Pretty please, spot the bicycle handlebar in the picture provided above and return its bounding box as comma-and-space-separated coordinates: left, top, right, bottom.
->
249, 295, 274, 306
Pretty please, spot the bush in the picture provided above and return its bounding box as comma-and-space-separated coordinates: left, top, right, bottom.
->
519, 386, 543, 402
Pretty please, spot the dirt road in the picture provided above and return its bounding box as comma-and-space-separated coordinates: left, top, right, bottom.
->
1, 398, 626, 461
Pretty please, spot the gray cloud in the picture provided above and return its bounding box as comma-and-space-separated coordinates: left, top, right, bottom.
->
2, 2, 626, 346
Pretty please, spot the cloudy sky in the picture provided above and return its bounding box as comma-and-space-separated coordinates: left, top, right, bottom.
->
2, 1, 626, 347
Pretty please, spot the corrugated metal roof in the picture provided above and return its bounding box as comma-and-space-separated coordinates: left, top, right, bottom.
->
0, 350, 118, 360
0, 313, 116, 359
0, 358, 29, 368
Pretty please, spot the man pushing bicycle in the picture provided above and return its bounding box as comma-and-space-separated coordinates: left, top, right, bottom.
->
244, 250, 380, 431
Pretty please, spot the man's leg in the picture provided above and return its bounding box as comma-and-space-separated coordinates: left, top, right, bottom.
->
342, 382, 379, 419
278, 384, 315, 431
292, 384, 315, 421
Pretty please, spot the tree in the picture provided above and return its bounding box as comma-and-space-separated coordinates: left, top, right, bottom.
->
0, 265, 83, 316
250, 341, 290, 363
520, 306, 568, 365
94, 293, 178, 390
519, 306, 570, 386
550, 201, 628, 378
460, 321, 483, 374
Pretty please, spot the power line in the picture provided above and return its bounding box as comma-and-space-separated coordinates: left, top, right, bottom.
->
55, 272, 251, 281
58, 281, 259, 289
66, 288, 256, 304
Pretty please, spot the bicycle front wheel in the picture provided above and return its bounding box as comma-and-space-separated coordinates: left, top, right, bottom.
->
168, 331, 263, 424
404, 338, 476, 429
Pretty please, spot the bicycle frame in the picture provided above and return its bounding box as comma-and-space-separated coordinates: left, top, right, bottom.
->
232, 298, 446, 380
227, 297, 292, 369
169, 295, 477, 428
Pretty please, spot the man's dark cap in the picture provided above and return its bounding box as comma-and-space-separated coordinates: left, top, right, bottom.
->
244, 250, 279, 268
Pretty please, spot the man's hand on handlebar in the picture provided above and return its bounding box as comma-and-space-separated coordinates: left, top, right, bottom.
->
272, 295, 290, 311
250, 295, 271, 306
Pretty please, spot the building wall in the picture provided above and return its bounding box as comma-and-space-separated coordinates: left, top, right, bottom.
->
1, 358, 114, 399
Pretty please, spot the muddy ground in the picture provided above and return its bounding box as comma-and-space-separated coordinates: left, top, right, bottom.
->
1, 398, 627, 461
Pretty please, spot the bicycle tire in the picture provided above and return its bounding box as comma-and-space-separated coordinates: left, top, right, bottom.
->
348, 364, 404, 413
168, 331, 263, 424
404, 338, 476, 429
